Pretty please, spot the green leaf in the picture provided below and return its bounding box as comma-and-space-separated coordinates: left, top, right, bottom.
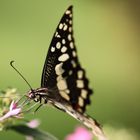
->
7, 125, 59, 140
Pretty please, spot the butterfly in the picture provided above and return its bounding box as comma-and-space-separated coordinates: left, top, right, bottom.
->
11, 5, 104, 137
27, 5, 93, 114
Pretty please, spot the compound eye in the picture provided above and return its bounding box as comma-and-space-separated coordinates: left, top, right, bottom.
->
29, 93, 35, 99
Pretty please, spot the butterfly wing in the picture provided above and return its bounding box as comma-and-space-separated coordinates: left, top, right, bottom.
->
41, 6, 93, 113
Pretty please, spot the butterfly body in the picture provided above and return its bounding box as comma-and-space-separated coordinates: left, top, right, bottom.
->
27, 88, 72, 112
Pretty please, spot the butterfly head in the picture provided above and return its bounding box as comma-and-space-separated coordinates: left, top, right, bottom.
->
27, 88, 48, 103
28, 90, 36, 99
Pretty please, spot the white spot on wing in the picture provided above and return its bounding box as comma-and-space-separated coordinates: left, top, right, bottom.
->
57, 34, 61, 38
68, 34, 72, 41
78, 70, 84, 79
51, 46, 55, 52
66, 10, 71, 15
56, 42, 61, 49
59, 23, 63, 29
61, 46, 67, 53
69, 27, 72, 32
71, 60, 76, 68
57, 80, 67, 90
69, 20, 72, 25
76, 80, 84, 88
70, 42, 74, 49
56, 75, 63, 81
72, 51, 76, 57
58, 53, 69, 62
55, 32, 60, 38
63, 24, 68, 31
62, 39, 66, 44
55, 32, 58, 37
55, 63, 64, 75
78, 97, 84, 107
60, 91, 70, 101
81, 89, 88, 99
65, 89, 70, 94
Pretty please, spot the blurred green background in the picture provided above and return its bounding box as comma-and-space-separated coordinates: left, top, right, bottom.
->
0, 0, 140, 139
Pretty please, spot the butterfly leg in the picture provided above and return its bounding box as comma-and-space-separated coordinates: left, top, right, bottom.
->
22, 102, 39, 113
17, 95, 29, 107
32, 96, 47, 113
34, 104, 43, 113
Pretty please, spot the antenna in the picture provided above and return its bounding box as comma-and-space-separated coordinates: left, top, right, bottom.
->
10, 60, 33, 90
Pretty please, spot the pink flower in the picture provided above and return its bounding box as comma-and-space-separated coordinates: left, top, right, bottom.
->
65, 126, 93, 140
0, 100, 22, 121
10, 100, 18, 110
26, 119, 40, 128
26, 119, 40, 140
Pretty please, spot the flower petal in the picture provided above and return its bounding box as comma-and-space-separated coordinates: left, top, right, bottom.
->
27, 119, 40, 128
0, 108, 21, 122
26, 136, 34, 140
9, 108, 21, 116
10, 100, 17, 111
65, 126, 93, 140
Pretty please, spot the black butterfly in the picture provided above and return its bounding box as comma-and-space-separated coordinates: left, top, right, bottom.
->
11, 5, 103, 137
27, 5, 93, 114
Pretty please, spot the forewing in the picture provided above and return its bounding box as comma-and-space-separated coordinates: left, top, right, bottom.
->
41, 6, 93, 113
